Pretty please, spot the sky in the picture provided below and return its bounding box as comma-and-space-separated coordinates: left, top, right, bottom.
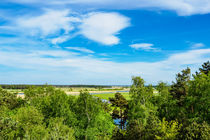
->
0, 0, 210, 85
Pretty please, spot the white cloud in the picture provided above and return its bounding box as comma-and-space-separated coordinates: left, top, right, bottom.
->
191, 43, 205, 48
51, 35, 71, 44
65, 47, 94, 53
7, 0, 210, 16
129, 43, 159, 51
17, 9, 80, 36
80, 12, 130, 45
29, 50, 78, 57
164, 49, 210, 66
78, 0, 210, 16
0, 47, 209, 84
14, 10, 130, 45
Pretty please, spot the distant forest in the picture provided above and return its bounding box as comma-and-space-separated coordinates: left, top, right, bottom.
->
0, 61, 209, 140
0, 85, 115, 89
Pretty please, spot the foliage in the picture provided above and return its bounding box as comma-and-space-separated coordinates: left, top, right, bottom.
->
32, 88, 77, 127
126, 114, 181, 140
75, 90, 115, 139
185, 121, 210, 140
126, 119, 145, 140
128, 76, 156, 126
109, 92, 128, 129
168, 68, 191, 123
198, 60, 210, 75
0, 61, 210, 140
0, 106, 48, 139
93, 92, 130, 100
112, 127, 127, 140
24, 85, 58, 101
0, 87, 24, 109
155, 118, 181, 140
186, 73, 210, 123
152, 82, 178, 121
48, 117, 75, 140
170, 67, 191, 101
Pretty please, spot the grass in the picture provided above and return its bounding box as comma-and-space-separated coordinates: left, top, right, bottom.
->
92, 88, 158, 100
8, 87, 131, 100
9, 87, 157, 101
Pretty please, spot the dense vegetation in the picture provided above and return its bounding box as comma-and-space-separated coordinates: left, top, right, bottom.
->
0, 61, 209, 140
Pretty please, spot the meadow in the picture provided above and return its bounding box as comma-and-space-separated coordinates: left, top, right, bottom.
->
6, 86, 130, 99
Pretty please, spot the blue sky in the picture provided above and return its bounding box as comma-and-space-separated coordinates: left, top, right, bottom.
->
0, 0, 210, 85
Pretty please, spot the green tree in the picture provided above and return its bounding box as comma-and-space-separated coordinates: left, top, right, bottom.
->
186, 72, 210, 123
197, 61, 210, 75
109, 92, 128, 129
0, 87, 23, 109
75, 90, 114, 139
128, 76, 155, 126
155, 118, 181, 140
170, 67, 191, 102
126, 120, 145, 140
169, 68, 191, 123
152, 82, 176, 121
5, 106, 48, 139
24, 85, 58, 101
126, 76, 157, 140
0, 107, 18, 140
126, 112, 179, 140
112, 127, 127, 140
48, 117, 75, 140
185, 121, 210, 140
32, 87, 77, 127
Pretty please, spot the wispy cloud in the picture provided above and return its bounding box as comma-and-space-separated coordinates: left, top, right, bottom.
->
29, 50, 78, 57
191, 43, 205, 49
6, 0, 210, 16
6, 9, 130, 46
17, 9, 80, 37
129, 43, 159, 51
65, 47, 94, 53
51, 35, 71, 45
0, 47, 209, 84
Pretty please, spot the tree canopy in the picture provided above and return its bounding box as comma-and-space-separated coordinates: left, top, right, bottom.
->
0, 61, 209, 140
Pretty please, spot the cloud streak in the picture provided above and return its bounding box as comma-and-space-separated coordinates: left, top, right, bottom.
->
17, 9, 80, 37
191, 43, 205, 49
6, 0, 210, 16
0, 47, 209, 84
129, 43, 159, 51
65, 47, 94, 53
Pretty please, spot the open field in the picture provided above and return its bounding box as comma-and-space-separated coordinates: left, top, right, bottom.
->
65, 89, 129, 95
9, 87, 130, 99
9, 87, 160, 100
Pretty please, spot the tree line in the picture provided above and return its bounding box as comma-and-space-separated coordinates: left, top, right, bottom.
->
0, 61, 209, 139
0, 84, 114, 90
